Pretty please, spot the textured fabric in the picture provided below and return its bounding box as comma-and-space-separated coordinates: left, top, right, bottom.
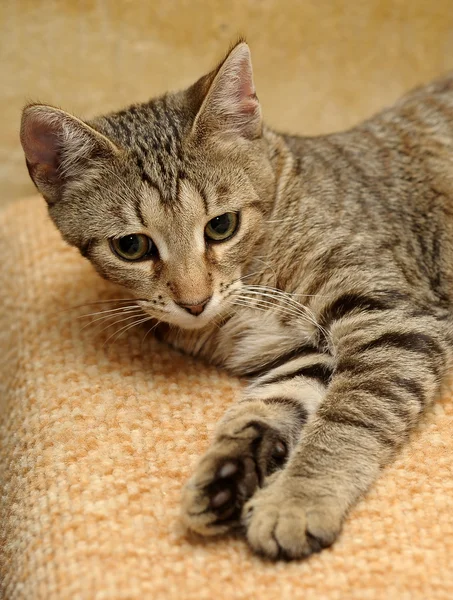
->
0, 198, 452, 599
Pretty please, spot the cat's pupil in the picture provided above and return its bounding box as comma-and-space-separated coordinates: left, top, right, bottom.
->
210, 214, 231, 235
120, 235, 141, 255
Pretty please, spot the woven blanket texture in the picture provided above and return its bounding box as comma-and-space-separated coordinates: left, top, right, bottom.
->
0, 198, 452, 599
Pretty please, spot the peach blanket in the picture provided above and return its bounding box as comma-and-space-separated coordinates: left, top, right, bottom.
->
0, 198, 452, 599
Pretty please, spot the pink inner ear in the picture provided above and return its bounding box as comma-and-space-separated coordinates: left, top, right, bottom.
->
238, 92, 258, 118
192, 43, 262, 139
237, 57, 256, 104
21, 114, 61, 175
221, 46, 261, 135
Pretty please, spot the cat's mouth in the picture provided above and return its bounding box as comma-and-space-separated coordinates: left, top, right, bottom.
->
138, 297, 222, 331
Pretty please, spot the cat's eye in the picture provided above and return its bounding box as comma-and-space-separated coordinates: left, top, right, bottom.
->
205, 212, 239, 242
110, 234, 155, 261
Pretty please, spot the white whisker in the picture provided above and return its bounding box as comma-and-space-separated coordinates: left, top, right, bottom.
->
242, 284, 327, 299
243, 290, 327, 338
233, 285, 329, 339
103, 315, 154, 348
80, 308, 144, 331
233, 296, 310, 322
141, 320, 160, 349
64, 297, 145, 313
238, 290, 310, 318
92, 312, 147, 337
77, 305, 142, 319
241, 285, 323, 319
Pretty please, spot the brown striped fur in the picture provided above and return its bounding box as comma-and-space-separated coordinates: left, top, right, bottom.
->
20, 42, 453, 559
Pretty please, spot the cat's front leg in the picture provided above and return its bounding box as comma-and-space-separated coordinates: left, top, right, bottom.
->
181, 350, 333, 535
243, 313, 448, 559
182, 306, 448, 559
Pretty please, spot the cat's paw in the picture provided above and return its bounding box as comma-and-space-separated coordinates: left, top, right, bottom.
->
243, 477, 342, 560
181, 413, 290, 535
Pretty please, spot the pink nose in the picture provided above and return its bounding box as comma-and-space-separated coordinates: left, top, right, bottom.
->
177, 296, 211, 316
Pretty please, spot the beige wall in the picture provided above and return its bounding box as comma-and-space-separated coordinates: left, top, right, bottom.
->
2, 0, 453, 205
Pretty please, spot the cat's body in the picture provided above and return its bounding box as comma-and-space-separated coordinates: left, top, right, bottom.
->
168, 115, 453, 371
20, 42, 453, 559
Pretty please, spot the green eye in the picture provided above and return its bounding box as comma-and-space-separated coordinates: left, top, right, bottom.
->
205, 212, 239, 242
110, 234, 154, 261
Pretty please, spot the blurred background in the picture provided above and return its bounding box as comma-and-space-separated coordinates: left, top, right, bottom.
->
1, 0, 453, 207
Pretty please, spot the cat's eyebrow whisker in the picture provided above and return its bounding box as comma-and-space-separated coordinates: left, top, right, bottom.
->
103, 188, 138, 217
102, 166, 142, 206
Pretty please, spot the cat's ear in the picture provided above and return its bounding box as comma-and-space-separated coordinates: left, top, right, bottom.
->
20, 104, 118, 204
190, 42, 262, 141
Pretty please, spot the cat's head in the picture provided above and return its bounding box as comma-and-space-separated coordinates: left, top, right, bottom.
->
20, 42, 275, 330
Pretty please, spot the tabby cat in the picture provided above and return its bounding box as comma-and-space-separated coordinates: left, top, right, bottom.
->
20, 41, 453, 560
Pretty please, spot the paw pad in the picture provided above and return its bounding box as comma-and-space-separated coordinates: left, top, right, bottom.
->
182, 420, 291, 534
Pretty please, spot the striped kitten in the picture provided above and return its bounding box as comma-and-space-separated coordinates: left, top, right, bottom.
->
20, 41, 453, 560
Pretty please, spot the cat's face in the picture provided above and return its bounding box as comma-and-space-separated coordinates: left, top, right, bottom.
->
20, 43, 275, 330
61, 148, 268, 330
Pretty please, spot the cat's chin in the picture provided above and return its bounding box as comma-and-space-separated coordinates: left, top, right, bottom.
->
171, 315, 215, 331
178, 319, 212, 331
141, 308, 218, 332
